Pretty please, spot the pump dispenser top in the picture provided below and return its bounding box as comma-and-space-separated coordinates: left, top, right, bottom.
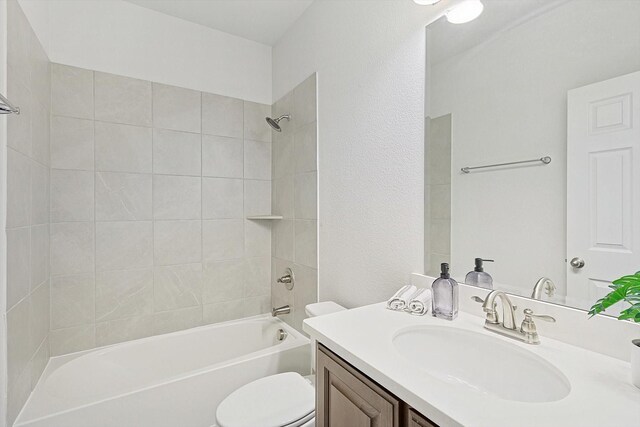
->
465, 258, 494, 289
431, 263, 458, 320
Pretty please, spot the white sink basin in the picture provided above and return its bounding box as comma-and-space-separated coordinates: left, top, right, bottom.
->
393, 326, 571, 403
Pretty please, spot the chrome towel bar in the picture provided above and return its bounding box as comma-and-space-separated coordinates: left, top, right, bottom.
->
0, 92, 20, 115
461, 156, 551, 174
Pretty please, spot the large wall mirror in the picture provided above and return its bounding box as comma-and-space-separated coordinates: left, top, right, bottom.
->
425, 0, 640, 314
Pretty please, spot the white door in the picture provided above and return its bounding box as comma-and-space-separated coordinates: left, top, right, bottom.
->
566, 71, 640, 310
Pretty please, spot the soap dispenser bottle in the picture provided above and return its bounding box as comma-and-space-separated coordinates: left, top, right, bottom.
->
432, 263, 458, 320
465, 258, 494, 290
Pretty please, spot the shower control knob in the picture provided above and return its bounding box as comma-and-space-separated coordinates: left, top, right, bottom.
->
569, 257, 585, 269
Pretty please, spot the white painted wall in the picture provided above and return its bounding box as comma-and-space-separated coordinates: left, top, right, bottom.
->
273, 1, 448, 308
19, 0, 272, 104
429, 0, 640, 296
0, 1, 8, 424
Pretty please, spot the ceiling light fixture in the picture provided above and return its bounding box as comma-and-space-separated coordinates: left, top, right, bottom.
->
413, 0, 441, 5
445, 0, 484, 24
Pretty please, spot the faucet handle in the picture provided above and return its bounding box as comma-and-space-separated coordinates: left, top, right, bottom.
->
523, 308, 556, 323
471, 296, 485, 304
471, 295, 516, 310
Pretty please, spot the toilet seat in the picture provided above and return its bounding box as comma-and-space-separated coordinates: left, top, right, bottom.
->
216, 372, 315, 427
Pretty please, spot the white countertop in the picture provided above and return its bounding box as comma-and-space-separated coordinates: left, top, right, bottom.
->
303, 303, 640, 427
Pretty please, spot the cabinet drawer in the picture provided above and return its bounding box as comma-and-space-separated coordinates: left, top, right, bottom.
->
316, 344, 402, 427
406, 408, 438, 427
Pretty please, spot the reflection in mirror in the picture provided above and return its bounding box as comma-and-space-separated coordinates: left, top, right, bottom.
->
425, 0, 640, 314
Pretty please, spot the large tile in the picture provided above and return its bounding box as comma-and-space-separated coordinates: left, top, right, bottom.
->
7, 227, 30, 309
203, 219, 244, 262
203, 300, 244, 325
153, 83, 201, 133
7, 148, 31, 228
202, 259, 244, 304
95, 172, 153, 221
7, 0, 31, 85
50, 222, 95, 276
202, 135, 243, 178
30, 337, 49, 389
294, 220, 317, 268
243, 295, 271, 317
96, 315, 154, 347
430, 184, 451, 220
202, 93, 243, 138
273, 132, 293, 180
294, 172, 317, 220
51, 64, 94, 119
273, 175, 294, 219
94, 72, 152, 126
154, 264, 203, 311
154, 220, 202, 266
292, 74, 317, 129
243, 257, 270, 298
243, 101, 271, 143
7, 75, 32, 157
51, 274, 95, 329
31, 100, 50, 166
30, 224, 49, 289
245, 220, 271, 258
244, 180, 271, 216
95, 122, 152, 173
292, 264, 318, 331
202, 178, 243, 219
31, 160, 49, 225
430, 219, 451, 255
50, 324, 96, 356
50, 169, 94, 222
7, 297, 31, 386
273, 220, 294, 261
29, 25, 51, 109
153, 129, 201, 176
96, 222, 153, 271
7, 362, 30, 427
96, 269, 154, 322
51, 116, 94, 170
294, 121, 317, 173
153, 175, 201, 220
244, 140, 272, 180
153, 306, 202, 335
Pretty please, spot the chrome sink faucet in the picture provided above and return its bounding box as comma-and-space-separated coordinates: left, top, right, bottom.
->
472, 290, 556, 345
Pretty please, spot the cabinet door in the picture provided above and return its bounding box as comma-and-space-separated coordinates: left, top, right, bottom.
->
317, 344, 401, 427
406, 408, 438, 427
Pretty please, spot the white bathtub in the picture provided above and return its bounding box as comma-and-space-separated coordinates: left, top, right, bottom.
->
15, 315, 310, 427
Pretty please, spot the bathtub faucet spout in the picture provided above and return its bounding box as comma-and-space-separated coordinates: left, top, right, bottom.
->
272, 305, 291, 317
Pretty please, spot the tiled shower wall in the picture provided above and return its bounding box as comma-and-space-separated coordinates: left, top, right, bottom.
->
271, 74, 318, 332
49, 63, 273, 355
5, 0, 51, 423
425, 114, 451, 276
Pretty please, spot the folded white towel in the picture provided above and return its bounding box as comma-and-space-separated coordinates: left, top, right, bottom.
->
386, 285, 418, 311
407, 288, 432, 316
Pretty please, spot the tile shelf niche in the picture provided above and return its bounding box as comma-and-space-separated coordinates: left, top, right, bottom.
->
246, 215, 284, 220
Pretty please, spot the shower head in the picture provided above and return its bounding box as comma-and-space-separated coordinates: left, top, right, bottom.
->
265, 114, 290, 132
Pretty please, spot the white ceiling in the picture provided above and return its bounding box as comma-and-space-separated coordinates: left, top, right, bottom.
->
125, 0, 314, 46
428, 0, 568, 64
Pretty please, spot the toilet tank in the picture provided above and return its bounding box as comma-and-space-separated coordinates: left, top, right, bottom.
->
304, 302, 346, 374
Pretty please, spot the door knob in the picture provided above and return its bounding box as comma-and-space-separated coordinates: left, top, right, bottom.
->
569, 257, 585, 268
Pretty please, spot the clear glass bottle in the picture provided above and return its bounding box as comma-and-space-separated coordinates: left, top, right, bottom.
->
432, 263, 458, 320
465, 258, 494, 290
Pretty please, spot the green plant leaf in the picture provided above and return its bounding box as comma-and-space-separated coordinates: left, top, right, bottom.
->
588, 272, 640, 322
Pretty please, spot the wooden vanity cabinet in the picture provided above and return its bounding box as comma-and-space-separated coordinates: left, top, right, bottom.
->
316, 344, 439, 427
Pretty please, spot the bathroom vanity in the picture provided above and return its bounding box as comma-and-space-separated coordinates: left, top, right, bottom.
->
305, 293, 640, 427
317, 343, 435, 427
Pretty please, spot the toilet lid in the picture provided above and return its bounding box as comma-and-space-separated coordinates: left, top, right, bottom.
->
216, 372, 315, 427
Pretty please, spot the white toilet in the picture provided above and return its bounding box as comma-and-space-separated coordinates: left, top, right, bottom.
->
215, 301, 346, 427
